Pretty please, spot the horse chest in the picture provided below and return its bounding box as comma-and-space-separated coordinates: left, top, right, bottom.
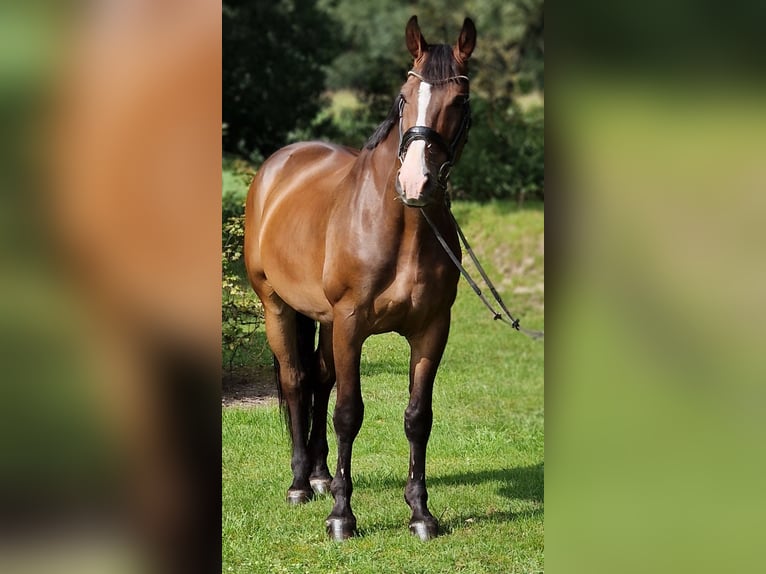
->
369, 256, 454, 333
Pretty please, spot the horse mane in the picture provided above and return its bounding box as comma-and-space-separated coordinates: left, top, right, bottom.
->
419, 44, 462, 83
364, 45, 462, 151
365, 94, 403, 150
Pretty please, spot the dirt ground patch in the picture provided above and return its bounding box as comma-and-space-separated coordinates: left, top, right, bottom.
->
222, 364, 278, 408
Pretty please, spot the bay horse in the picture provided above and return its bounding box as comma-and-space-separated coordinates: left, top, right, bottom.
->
244, 16, 476, 541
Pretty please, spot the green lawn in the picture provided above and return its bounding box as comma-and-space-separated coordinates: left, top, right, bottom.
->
222, 201, 544, 573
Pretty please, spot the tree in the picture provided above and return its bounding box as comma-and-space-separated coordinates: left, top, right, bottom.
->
223, 0, 342, 158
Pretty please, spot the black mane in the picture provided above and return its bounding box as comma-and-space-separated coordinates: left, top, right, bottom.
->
365, 94, 402, 150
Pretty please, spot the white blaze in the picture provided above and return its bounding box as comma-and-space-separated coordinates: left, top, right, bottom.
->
416, 81, 431, 125
398, 81, 431, 203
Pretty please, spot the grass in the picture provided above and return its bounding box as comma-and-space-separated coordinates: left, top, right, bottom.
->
222, 200, 544, 573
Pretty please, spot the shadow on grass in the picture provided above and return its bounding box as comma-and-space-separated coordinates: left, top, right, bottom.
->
435, 462, 544, 535
431, 462, 544, 503
437, 506, 543, 536
354, 462, 544, 536
358, 462, 543, 501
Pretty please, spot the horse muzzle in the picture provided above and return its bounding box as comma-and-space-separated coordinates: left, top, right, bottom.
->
395, 170, 439, 207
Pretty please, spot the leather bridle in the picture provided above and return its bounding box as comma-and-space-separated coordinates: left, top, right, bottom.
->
397, 70, 472, 189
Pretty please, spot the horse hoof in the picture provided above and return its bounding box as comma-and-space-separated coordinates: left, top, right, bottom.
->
286, 489, 313, 505
310, 478, 332, 496
409, 519, 438, 541
325, 517, 357, 541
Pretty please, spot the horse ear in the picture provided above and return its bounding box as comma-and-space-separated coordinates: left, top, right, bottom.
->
405, 15, 428, 59
454, 18, 476, 62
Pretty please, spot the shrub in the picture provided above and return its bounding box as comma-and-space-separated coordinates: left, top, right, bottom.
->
222, 206, 263, 372
449, 97, 544, 203
222, 156, 256, 221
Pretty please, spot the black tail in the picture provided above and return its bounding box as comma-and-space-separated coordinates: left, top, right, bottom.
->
273, 312, 317, 442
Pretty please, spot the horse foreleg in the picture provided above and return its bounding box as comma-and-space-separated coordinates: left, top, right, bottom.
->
325, 311, 365, 540
404, 313, 450, 540
307, 323, 335, 495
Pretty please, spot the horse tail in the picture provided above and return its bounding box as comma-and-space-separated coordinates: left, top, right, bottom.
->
273, 353, 284, 418
273, 312, 317, 442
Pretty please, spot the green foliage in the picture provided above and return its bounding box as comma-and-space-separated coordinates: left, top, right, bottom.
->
222, 214, 263, 372
319, 0, 544, 101
223, 0, 343, 157
222, 155, 255, 221
224, 1, 544, 201
288, 90, 388, 150
452, 97, 544, 202
311, 0, 544, 200
318, 0, 411, 97
467, 0, 544, 98
222, 164, 263, 372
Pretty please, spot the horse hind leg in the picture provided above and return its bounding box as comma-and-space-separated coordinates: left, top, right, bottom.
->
264, 300, 317, 505
307, 323, 335, 495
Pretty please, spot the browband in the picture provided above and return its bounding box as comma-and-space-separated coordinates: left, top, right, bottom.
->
407, 70, 470, 84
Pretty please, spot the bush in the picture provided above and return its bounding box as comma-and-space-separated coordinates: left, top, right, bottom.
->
449, 97, 544, 203
222, 156, 256, 221
223, 0, 342, 158
222, 194, 263, 372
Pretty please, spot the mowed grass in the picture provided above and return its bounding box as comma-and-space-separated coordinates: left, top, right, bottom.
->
222, 201, 544, 573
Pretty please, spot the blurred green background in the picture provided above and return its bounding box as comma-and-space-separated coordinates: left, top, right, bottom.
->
548, 2, 766, 572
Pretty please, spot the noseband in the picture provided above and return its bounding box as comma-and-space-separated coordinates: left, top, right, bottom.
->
398, 70, 472, 189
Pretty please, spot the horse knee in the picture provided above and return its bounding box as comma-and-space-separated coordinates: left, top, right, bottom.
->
404, 403, 433, 443
280, 370, 311, 407
333, 397, 364, 439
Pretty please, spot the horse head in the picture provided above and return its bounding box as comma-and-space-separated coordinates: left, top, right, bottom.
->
395, 16, 476, 207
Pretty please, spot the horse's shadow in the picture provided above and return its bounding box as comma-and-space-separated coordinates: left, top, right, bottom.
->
431, 463, 544, 534
431, 463, 543, 501
355, 462, 544, 536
